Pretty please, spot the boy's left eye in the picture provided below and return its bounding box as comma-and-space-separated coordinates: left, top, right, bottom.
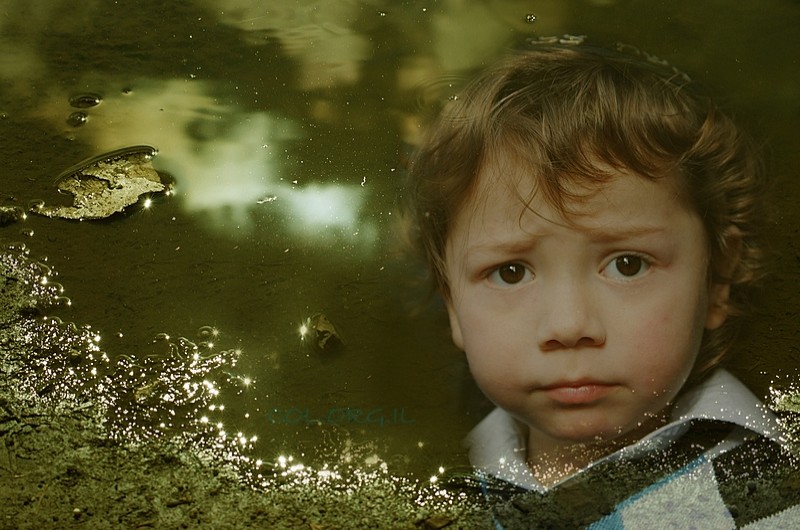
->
487, 263, 533, 286
603, 254, 650, 280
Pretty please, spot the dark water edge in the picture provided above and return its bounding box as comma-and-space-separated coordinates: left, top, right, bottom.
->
0, 248, 493, 529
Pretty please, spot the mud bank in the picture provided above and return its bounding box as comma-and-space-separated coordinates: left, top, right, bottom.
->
0, 408, 485, 530
0, 249, 490, 529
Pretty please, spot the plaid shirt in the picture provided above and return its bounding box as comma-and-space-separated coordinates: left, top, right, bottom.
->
460, 371, 799, 528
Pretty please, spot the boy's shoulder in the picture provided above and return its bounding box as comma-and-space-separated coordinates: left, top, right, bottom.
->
670, 369, 784, 447
460, 369, 799, 527
465, 369, 787, 490
479, 431, 799, 529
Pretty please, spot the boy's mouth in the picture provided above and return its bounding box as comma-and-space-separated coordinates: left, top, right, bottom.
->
541, 380, 618, 405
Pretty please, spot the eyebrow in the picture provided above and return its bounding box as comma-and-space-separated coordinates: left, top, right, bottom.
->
466, 238, 538, 256
465, 225, 668, 255
584, 224, 668, 242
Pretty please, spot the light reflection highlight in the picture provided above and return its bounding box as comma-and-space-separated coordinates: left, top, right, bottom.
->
769, 382, 800, 451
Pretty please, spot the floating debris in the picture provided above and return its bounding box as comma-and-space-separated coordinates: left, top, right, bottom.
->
301, 313, 344, 352
30, 145, 168, 220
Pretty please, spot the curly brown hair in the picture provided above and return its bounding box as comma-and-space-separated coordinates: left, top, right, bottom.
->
406, 42, 766, 381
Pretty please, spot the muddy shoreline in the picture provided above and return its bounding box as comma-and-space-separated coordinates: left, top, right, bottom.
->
0, 249, 492, 529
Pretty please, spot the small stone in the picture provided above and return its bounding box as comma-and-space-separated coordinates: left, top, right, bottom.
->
303, 313, 343, 352
0, 206, 24, 226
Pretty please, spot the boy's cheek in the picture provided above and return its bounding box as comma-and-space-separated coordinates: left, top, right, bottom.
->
629, 320, 699, 375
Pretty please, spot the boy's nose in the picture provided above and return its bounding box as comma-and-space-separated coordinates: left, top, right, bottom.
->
536, 279, 605, 351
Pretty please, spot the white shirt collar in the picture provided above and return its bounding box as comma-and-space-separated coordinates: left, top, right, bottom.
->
465, 369, 784, 491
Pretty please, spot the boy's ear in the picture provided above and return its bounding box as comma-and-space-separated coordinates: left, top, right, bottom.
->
705, 227, 742, 330
445, 299, 465, 350
706, 283, 731, 330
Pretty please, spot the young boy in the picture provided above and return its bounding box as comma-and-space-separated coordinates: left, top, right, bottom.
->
407, 40, 798, 526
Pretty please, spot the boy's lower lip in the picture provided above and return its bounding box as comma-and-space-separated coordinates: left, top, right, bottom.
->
543, 384, 617, 405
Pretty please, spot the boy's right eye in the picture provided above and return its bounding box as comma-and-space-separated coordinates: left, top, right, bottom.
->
488, 263, 532, 286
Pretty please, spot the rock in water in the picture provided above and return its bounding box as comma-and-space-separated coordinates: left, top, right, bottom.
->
0, 206, 24, 226
305, 313, 344, 352
31, 145, 166, 220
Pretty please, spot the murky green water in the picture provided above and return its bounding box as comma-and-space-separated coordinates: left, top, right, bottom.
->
1, 0, 799, 490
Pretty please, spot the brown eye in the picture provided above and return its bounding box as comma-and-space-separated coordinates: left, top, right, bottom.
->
614, 255, 643, 277
493, 263, 529, 285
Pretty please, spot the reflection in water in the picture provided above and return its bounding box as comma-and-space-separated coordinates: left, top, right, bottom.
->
205, 0, 371, 90
46, 78, 373, 243
283, 183, 364, 233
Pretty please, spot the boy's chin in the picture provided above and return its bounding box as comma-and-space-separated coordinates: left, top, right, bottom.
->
530, 416, 649, 446
534, 413, 668, 451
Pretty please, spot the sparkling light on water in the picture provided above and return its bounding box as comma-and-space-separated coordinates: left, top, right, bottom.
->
2, 246, 479, 515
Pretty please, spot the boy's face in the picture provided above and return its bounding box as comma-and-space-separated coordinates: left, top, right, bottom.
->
444, 154, 731, 453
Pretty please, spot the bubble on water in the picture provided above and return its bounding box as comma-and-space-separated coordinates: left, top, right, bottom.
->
198, 325, 220, 339
525, 14, 537, 23
28, 199, 44, 213
54, 296, 72, 307
69, 93, 102, 109
66, 111, 88, 127
4, 242, 27, 256
46, 280, 64, 294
